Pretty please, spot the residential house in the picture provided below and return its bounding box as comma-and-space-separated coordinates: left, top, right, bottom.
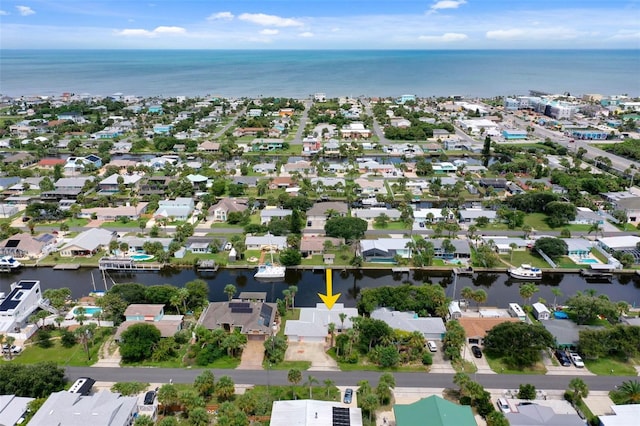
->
302, 137, 321, 155
118, 236, 172, 254
98, 174, 142, 193
458, 317, 520, 344
285, 303, 358, 343
186, 174, 208, 190
371, 307, 446, 341
185, 236, 217, 254
458, 208, 497, 224
340, 122, 371, 139
0, 204, 19, 218
199, 300, 278, 341
208, 198, 248, 222
532, 302, 551, 320
305, 201, 349, 231
0, 177, 21, 191
268, 177, 294, 190
478, 178, 508, 189
299, 236, 344, 257
251, 138, 284, 152
260, 208, 292, 225
283, 160, 314, 175
232, 127, 266, 137
80, 203, 148, 221
359, 238, 412, 262
270, 400, 363, 426
0, 233, 57, 259
0, 394, 35, 426
115, 304, 183, 340
252, 162, 277, 174
505, 404, 584, 426
59, 228, 116, 257
599, 404, 640, 426
139, 176, 172, 196
571, 207, 605, 225
57, 111, 85, 122
541, 319, 603, 349
154, 198, 195, 221
0, 280, 44, 334
245, 235, 287, 251
2, 153, 35, 167
354, 178, 387, 196
197, 141, 220, 153
36, 158, 66, 169
612, 197, 640, 226
153, 124, 173, 134
394, 396, 477, 426
352, 207, 402, 222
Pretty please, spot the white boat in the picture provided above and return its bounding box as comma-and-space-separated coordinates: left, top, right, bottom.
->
0, 256, 21, 269
508, 264, 542, 280
254, 263, 286, 280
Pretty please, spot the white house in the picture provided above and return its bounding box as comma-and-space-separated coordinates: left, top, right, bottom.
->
284, 303, 358, 343
371, 307, 446, 341
0, 280, 45, 334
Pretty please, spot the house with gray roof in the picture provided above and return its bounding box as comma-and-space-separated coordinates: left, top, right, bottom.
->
505, 403, 584, 426
371, 307, 446, 340
541, 318, 603, 349
0, 394, 35, 426
29, 391, 138, 426
199, 300, 277, 340
245, 235, 287, 250
260, 208, 292, 225
352, 207, 402, 221
359, 238, 412, 262
59, 228, 116, 257
154, 197, 194, 220
252, 162, 277, 174
285, 303, 359, 343
98, 174, 142, 193
458, 208, 497, 224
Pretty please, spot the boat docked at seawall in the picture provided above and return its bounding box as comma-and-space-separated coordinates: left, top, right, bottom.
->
508, 264, 542, 280
0, 256, 21, 270
254, 263, 286, 280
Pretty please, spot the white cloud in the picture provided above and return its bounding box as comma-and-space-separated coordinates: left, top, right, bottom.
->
153, 26, 186, 34
486, 27, 580, 41
260, 29, 279, 35
0, 10, 8, 16
238, 13, 303, 27
418, 32, 468, 42
115, 26, 186, 37
299, 32, 314, 38
16, 5, 35, 16
208, 11, 234, 21
431, 1, 467, 11
608, 29, 640, 40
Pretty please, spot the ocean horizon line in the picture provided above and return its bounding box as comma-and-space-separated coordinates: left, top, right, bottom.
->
2, 48, 639, 52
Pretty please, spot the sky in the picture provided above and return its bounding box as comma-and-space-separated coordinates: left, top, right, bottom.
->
1, 0, 639, 49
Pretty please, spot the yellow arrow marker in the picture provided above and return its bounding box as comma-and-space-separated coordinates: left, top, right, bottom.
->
318, 268, 341, 310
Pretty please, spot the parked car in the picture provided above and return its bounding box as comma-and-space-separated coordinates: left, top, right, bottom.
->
555, 349, 572, 367
22, 216, 31, 222
144, 390, 156, 405
2, 345, 22, 354
343, 388, 353, 404
471, 345, 482, 358
569, 352, 585, 368
224, 242, 233, 251
427, 341, 438, 352
497, 398, 511, 414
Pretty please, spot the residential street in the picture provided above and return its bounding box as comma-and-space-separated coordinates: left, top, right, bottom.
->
66, 366, 635, 392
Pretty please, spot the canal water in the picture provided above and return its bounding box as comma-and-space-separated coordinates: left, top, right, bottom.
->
2, 268, 639, 309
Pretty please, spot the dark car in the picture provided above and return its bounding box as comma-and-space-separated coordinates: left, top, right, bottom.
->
471, 345, 482, 358
144, 391, 156, 405
343, 388, 353, 404
555, 350, 572, 367
22, 216, 31, 222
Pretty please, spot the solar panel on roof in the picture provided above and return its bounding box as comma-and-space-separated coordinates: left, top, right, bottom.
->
229, 302, 250, 309
18, 281, 36, 289
332, 407, 351, 426
259, 304, 273, 325
5, 240, 19, 247
231, 307, 253, 314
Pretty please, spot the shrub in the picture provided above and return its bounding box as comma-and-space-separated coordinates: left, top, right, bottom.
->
422, 352, 433, 365
60, 329, 77, 348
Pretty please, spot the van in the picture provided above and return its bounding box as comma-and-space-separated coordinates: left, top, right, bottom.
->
497, 398, 510, 414
427, 341, 438, 352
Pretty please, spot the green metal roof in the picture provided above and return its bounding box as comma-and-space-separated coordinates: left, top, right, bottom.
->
393, 395, 477, 426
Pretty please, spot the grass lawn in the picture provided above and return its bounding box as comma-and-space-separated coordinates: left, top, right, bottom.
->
269, 360, 312, 370
592, 249, 610, 263
452, 359, 478, 373
123, 343, 190, 368
584, 357, 637, 376
372, 221, 410, 231
35, 218, 90, 228
484, 353, 547, 375
35, 251, 106, 266
100, 221, 144, 229
555, 256, 579, 268
501, 251, 549, 268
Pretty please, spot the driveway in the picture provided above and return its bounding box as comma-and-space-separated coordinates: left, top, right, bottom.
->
463, 343, 495, 374
427, 341, 456, 374
284, 341, 339, 371
237, 338, 265, 370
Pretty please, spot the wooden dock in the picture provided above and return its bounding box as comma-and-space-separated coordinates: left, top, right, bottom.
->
53, 264, 81, 270
196, 260, 219, 272
454, 267, 474, 275
98, 257, 162, 271
392, 267, 410, 273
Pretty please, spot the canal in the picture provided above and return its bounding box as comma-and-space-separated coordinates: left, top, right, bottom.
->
2, 268, 640, 309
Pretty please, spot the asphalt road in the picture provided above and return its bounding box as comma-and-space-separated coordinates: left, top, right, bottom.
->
66, 367, 635, 392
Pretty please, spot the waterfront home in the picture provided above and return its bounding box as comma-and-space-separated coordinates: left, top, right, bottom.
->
394, 396, 477, 426
260, 208, 292, 225
299, 236, 344, 257
359, 238, 412, 262
302, 137, 321, 154
207, 198, 248, 222
371, 307, 446, 341
154, 198, 195, 221
245, 235, 287, 251
541, 318, 603, 349
458, 208, 497, 224
115, 304, 183, 340
285, 303, 358, 343
532, 302, 551, 321
97, 174, 142, 193
268, 177, 294, 190
199, 300, 278, 341
64, 155, 102, 173
432, 238, 472, 261
340, 122, 372, 139
1, 153, 36, 167
481, 237, 533, 254
458, 317, 520, 345
0, 280, 45, 335
354, 178, 387, 195
59, 228, 116, 257
270, 400, 363, 426
0, 233, 57, 259
185, 236, 217, 254
80, 203, 148, 221
598, 235, 640, 261
251, 138, 284, 152
118, 236, 172, 253
36, 158, 66, 169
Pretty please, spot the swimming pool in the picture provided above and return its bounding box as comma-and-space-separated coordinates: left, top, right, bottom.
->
71, 306, 102, 317
580, 258, 599, 264
130, 254, 154, 261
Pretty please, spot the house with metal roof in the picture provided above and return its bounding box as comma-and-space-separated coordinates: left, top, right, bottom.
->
154, 198, 195, 221
285, 303, 358, 343
371, 307, 446, 341
0, 394, 35, 426
0, 280, 44, 333
270, 400, 363, 426
59, 228, 116, 257
505, 403, 584, 426
394, 396, 477, 426
29, 391, 138, 426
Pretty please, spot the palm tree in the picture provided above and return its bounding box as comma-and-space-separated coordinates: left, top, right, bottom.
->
519, 283, 539, 306
339, 313, 347, 332
328, 322, 336, 347
288, 285, 298, 309
509, 243, 518, 262
616, 380, 640, 404
305, 375, 319, 399
568, 378, 589, 402
551, 288, 563, 310
224, 284, 236, 301
215, 376, 236, 402
522, 224, 533, 239
460, 286, 474, 311
472, 289, 487, 312
5, 336, 15, 360
287, 368, 302, 399
324, 379, 335, 398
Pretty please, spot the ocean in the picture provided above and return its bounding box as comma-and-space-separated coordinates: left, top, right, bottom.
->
0, 49, 639, 99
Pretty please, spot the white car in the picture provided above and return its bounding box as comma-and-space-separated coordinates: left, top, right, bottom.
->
569, 352, 584, 368
427, 341, 438, 352
497, 398, 511, 414
224, 242, 233, 251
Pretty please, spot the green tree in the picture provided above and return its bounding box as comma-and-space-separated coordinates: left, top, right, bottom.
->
533, 237, 568, 259
486, 411, 510, 426
305, 375, 318, 399
279, 248, 302, 266
518, 383, 537, 400
324, 216, 368, 240
224, 284, 236, 301
519, 283, 539, 306
616, 380, 640, 404
287, 368, 302, 399
568, 378, 589, 402
119, 323, 161, 362
134, 416, 155, 426
376, 373, 395, 405
483, 322, 555, 368
157, 383, 178, 415
188, 407, 210, 426
215, 376, 236, 402
193, 370, 215, 398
